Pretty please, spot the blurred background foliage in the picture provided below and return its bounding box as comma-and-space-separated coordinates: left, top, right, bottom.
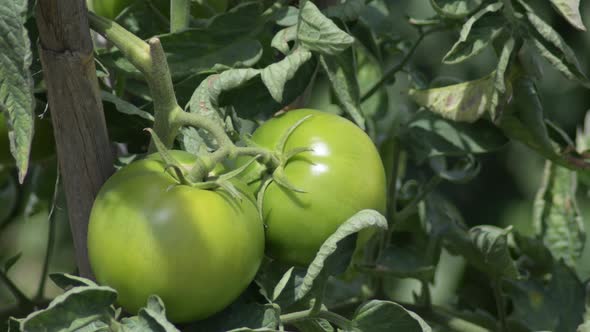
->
1, 0, 589, 322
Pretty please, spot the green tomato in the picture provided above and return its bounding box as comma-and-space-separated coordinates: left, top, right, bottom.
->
88, 150, 265, 323
88, 0, 133, 20
0, 112, 54, 167
247, 109, 387, 266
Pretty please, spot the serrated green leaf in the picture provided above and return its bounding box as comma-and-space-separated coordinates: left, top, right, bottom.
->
188, 301, 280, 331
409, 73, 494, 122
17, 286, 117, 332
443, 2, 504, 64
102, 2, 264, 80
261, 48, 312, 103
426, 195, 519, 280
323, 0, 366, 21
429, 155, 481, 183
0, 0, 34, 182
526, 12, 590, 87
50, 273, 98, 290
275, 6, 299, 27
293, 319, 334, 332
320, 51, 365, 129
121, 295, 179, 332
534, 161, 585, 267
489, 37, 515, 120
468, 225, 520, 280
184, 68, 259, 152
297, 1, 354, 55
548, 0, 586, 31
353, 300, 432, 332
101, 91, 154, 122
295, 210, 387, 301
429, 0, 483, 19
506, 262, 584, 332
401, 110, 509, 162
271, 25, 297, 55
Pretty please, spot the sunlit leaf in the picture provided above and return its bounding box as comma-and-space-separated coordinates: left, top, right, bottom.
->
548, 0, 586, 31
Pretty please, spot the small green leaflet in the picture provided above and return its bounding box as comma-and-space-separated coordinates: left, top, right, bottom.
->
443, 2, 504, 64
409, 73, 494, 122
353, 301, 432, 332
261, 48, 312, 103
323, 0, 366, 21
548, 0, 586, 31
0, 0, 34, 182
297, 1, 355, 55
490, 38, 515, 121
271, 26, 297, 55
525, 11, 590, 88
320, 50, 366, 129
101, 91, 154, 122
429, 0, 483, 19
534, 161, 585, 267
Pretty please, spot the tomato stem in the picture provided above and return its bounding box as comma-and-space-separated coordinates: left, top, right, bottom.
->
170, 0, 190, 32
173, 111, 277, 181
88, 13, 182, 150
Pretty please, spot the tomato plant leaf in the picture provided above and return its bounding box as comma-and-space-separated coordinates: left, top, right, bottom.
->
426, 195, 520, 280
295, 210, 387, 301
429, 0, 483, 19
442, 2, 504, 64
578, 285, 590, 332
184, 68, 259, 152
102, 2, 264, 81
429, 155, 481, 183
272, 267, 294, 302
121, 295, 179, 332
505, 262, 584, 331
489, 37, 515, 121
360, 244, 437, 281
189, 301, 280, 332
548, 0, 586, 31
297, 1, 354, 55
261, 48, 313, 103
101, 91, 155, 122
323, 0, 366, 21
525, 11, 590, 88
14, 286, 117, 331
409, 73, 494, 122
468, 225, 520, 280
533, 161, 585, 267
513, 233, 554, 273
271, 26, 297, 55
352, 300, 432, 332
49, 273, 98, 290
0, 0, 34, 183
293, 319, 334, 332
320, 50, 365, 129
274, 6, 299, 27
401, 110, 508, 162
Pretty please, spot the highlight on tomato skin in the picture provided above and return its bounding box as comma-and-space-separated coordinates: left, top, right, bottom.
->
87, 150, 265, 323
239, 108, 387, 266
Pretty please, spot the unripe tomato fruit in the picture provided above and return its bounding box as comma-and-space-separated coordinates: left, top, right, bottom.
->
246, 109, 387, 266
0, 112, 54, 166
88, 150, 265, 323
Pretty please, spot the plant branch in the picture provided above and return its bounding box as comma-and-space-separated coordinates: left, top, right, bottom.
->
35, 169, 61, 301
402, 303, 492, 332
0, 271, 33, 308
493, 279, 508, 332
361, 27, 445, 102
170, 0, 190, 32
87, 12, 151, 73
146, 38, 182, 150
